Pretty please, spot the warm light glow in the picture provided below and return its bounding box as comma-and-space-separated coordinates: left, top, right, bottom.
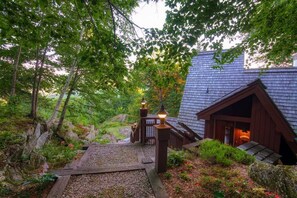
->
234, 127, 251, 147
141, 97, 147, 109
157, 103, 168, 126
158, 114, 167, 119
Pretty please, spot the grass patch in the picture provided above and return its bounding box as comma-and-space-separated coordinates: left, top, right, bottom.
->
26, 173, 57, 192
0, 130, 24, 150
163, 172, 172, 180
0, 117, 33, 134
198, 140, 255, 166
38, 140, 80, 168
179, 171, 191, 181
167, 150, 186, 168
94, 121, 130, 144
200, 176, 222, 192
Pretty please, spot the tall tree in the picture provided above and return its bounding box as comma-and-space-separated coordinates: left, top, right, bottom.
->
133, 28, 196, 115
165, 0, 297, 66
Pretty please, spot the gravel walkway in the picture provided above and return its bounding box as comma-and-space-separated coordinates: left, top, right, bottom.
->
78, 144, 139, 169
62, 170, 154, 198
142, 145, 155, 159
55, 143, 159, 198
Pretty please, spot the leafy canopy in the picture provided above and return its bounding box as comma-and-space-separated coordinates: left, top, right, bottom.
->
165, 0, 297, 66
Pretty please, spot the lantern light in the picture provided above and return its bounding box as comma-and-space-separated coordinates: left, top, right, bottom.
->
141, 97, 147, 109
157, 104, 168, 126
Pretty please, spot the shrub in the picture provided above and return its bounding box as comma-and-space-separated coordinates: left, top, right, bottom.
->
200, 176, 222, 192
0, 184, 12, 197
167, 150, 186, 168
28, 173, 57, 184
198, 140, 255, 166
174, 185, 182, 194
179, 171, 191, 181
163, 172, 172, 180
0, 131, 24, 149
38, 141, 77, 168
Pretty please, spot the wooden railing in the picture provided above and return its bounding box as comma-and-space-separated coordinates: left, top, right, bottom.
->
130, 115, 197, 148
140, 116, 159, 144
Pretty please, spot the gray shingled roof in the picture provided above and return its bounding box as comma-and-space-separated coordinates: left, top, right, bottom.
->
178, 51, 297, 137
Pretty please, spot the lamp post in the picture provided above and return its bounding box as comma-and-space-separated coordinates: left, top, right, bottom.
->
154, 103, 171, 173
140, 97, 148, 117
141, 97, 147, 109
157, 103, 168, 126
139, 98, 148, 144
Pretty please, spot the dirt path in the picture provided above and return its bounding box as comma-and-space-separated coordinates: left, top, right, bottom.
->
48, 143, 167, 198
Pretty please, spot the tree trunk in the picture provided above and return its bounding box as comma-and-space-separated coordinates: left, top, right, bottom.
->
34, 45, 48, 117
30, 44, 48, 119
11, 46, 22, 97
47, 28, 84, 128
46, 60, 77, 128
56, 67, 80, 133
30, 46, 40, 119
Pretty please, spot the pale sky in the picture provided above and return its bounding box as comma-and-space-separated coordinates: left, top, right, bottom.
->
131, 2, 286, 68
131, 1, 238, 49
131, 1, 167, 36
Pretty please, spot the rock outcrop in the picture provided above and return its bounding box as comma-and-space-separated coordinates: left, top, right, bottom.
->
249, 161, 297, 198
85, 125, 98, 141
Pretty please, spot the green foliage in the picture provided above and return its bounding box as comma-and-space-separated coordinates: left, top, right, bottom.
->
0, 131, 24, 150
167, 150, 186, 168
214, 191, 225, 198
174, 185, 182, 194
94, 137, 110, 145
132, 30, 192, 116
38, 141, 78, 168
93, 121, 130, 144
198, 140, 255, 166
0, 96, 31, 117
179, 171, 191, 181
0, 0, 140, 129
200, 176, 222, 192
28, 173, 57, 184
0, 184, 13, 197
163, 172, 172, 180
165, 0, 297, 66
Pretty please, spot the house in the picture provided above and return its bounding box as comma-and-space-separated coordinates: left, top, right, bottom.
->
177, 51, 297, 164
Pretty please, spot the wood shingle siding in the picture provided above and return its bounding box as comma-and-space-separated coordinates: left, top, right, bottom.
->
178, 51, 297, 138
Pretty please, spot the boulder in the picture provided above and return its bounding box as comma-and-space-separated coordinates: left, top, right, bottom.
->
35, 131, 51, 149
85, 125, 98, 141
60, 122, 80, 141
64, 131, 79, 141
249, 161, 297, 198
34, 123, 41, 139
119, 127, 131, 138
24, 123, 44, 154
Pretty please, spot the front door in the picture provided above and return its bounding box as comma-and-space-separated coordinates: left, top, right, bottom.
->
214, 120, 234, 145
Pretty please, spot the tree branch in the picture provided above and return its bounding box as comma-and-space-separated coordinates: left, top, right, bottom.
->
83, 0, 100, 35
108, 1, 145, 30
107, 0, 117, 45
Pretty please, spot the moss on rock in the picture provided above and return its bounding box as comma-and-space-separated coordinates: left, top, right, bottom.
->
249, 161, 297, 198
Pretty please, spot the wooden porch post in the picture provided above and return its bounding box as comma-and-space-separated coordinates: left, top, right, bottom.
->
140, 108, 148, 144
154, 124, 171, 173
